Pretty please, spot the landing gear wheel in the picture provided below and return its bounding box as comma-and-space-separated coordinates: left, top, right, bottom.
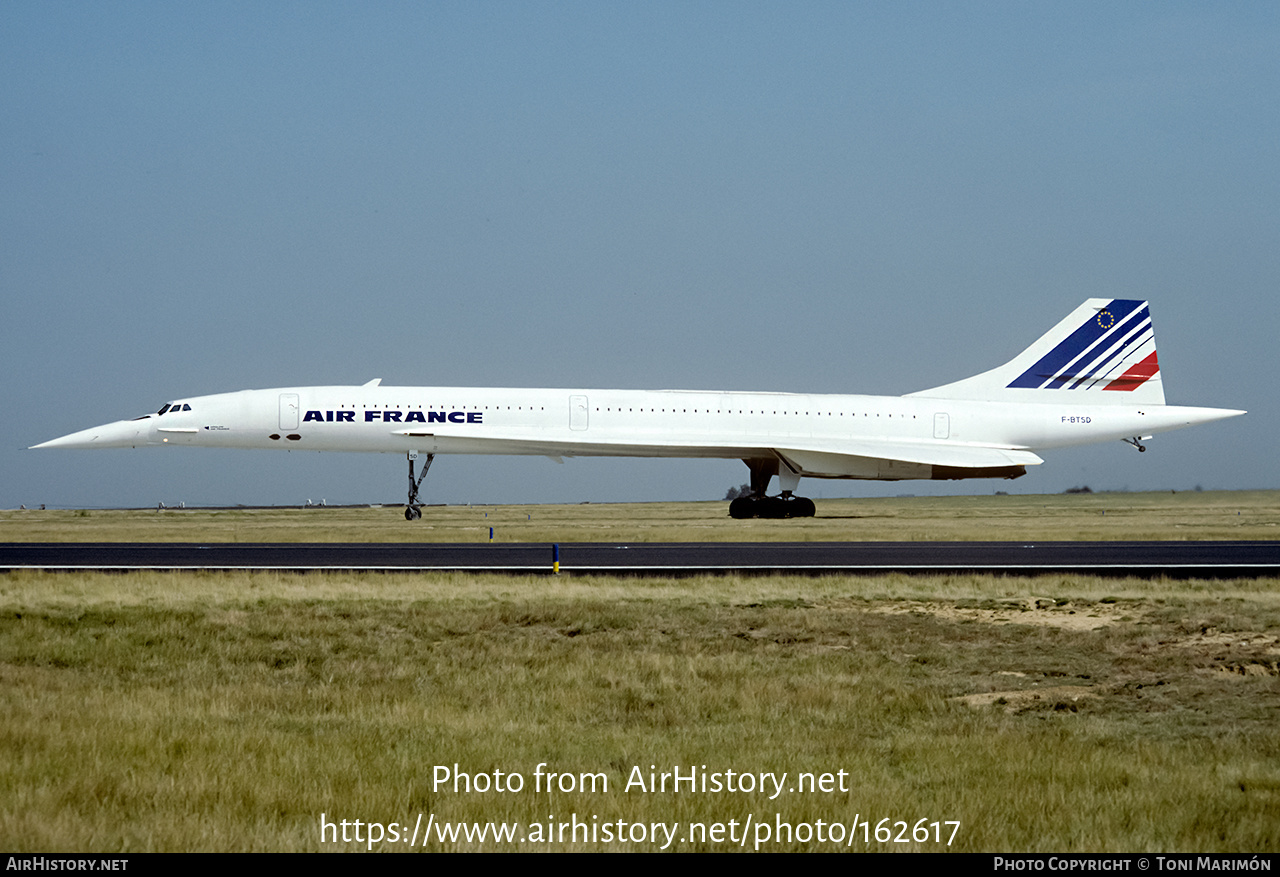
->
728, 495, 816, 519
404, 506, 421, 521
790, 497, 816, 517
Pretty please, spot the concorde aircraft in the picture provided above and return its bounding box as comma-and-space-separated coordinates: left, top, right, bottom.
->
32, 299, 1244, 519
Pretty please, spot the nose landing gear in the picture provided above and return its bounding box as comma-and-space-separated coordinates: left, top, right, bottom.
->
405, 450, 433, 520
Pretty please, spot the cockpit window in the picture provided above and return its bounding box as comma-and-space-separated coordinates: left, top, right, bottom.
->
157, 404, 171, 416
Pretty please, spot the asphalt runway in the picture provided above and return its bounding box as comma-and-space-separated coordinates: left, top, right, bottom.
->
2, 541, 1278, 577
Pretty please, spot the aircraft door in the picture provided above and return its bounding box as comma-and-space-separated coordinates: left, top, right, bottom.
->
933, 413, 950, 440
570, 395, 589, 431
280, 394, 300, 430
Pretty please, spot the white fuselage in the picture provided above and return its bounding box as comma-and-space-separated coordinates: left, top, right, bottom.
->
42, 384, 1237, 483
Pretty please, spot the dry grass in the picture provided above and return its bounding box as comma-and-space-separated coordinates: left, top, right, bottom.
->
3, 494, 1276, 851
1, 569, 1278, 852
3, 489, 1279, 543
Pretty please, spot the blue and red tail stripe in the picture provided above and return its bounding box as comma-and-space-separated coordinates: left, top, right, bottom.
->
1103, 350, 1160, 392
1007, 299, 1158, 391
1065, 306, 1149, 389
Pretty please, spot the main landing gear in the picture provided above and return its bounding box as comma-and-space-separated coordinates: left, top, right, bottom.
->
728, 458, 816, 519
405, 450, 434, 520
729, 493, 817, 519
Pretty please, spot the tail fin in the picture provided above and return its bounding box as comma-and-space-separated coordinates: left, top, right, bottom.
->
909, 299, 1166, 405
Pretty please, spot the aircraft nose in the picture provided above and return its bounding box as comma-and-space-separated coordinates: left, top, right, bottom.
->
30, 418, 151, 450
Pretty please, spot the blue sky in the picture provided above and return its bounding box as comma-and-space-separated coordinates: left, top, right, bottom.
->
4, 2, 1275, 509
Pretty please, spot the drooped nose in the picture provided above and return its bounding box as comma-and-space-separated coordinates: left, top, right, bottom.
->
30, 418, 152, 449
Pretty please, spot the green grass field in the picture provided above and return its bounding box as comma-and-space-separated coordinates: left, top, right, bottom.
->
1, 492, 1277, 852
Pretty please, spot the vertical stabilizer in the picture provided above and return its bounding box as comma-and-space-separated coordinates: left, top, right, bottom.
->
908, 299, 1166, 405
